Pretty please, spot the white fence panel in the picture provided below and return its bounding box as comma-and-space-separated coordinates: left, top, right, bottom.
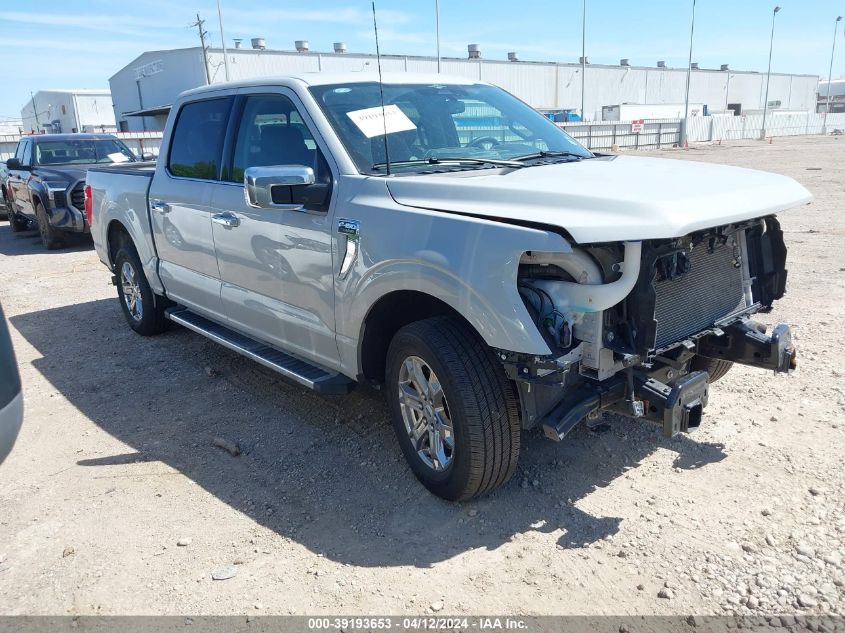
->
691, 112, 845, 142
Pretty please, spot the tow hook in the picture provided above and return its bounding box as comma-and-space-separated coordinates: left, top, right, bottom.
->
635, 371, 710, 438
697, 320, 796, 374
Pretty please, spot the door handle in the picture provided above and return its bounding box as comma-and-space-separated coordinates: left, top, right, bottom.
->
211, 212, 240, 228
150, 199, 170, 214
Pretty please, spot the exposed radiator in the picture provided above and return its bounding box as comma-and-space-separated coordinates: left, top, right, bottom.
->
652, 233, 747, 350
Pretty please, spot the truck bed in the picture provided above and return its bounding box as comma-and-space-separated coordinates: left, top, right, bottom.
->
87, 161, 156, 177
88, 162, 159, 292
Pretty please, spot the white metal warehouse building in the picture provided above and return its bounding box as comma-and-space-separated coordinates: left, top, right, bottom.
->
109, 44, 820, 132
20, 89, 116, 135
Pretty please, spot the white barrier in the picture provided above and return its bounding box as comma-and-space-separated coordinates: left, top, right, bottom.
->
687, 112, 845, 142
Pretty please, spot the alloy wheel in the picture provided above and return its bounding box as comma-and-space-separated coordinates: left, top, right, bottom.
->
120, 261, 144, 321
397, 355, 454, 471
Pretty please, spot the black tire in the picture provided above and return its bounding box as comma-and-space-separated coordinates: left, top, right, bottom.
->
386, 316, 521, 501
114, 241, 168, 336
35, 202, 64, 250
8, 211, 29, 233
691, 356, 733, 383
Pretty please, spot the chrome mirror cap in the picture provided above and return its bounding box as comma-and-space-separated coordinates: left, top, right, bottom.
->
244, 165, 315, 209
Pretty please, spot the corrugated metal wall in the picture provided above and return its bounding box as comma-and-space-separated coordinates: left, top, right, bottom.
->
109, 48, 820, 132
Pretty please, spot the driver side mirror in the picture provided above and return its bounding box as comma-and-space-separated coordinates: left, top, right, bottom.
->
244, 165, 316, 210
6, 158, 25, 170
141, 152, 155, 161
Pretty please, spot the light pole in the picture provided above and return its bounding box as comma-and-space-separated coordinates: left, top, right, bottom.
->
580, 0, 586, 120
681, 0, 697, 147
217, 0, 230, 81
823, 16, 843, 134
760, 5, 781, 140
435, 0, 441, 73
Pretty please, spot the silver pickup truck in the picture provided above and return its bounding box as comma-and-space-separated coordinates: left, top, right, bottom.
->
87, 72, 811, 500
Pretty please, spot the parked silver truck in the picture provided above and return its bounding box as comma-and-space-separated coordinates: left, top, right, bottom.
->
87, 73, 810, 500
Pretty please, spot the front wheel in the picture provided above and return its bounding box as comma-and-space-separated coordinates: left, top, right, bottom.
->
386, 316, 521, 501
35, 203, 64, 249
114, 242, 168, 336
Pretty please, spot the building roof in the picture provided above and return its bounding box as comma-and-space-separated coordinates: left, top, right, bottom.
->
36, 89, 111, 95
111, 46, 819, 80
122, 105, 172, 117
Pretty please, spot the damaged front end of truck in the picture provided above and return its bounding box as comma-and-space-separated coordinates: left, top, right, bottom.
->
501, 215, 796, 440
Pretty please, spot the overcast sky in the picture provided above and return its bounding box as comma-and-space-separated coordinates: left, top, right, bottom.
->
1, 0, 843, 121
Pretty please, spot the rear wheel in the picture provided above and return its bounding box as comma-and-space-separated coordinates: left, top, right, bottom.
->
35, 202, 64, 250
386, 316, 521, 501
114, 241, 168, 336
691, 356, 733, 383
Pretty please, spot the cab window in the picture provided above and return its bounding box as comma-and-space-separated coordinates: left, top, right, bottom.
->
21, 141, 32, 166
168, 98, 232, 180
228, 94, 332, 212
229, 94, 327, 183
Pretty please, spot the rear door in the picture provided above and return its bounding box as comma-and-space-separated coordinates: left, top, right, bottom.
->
149, 96, 233, 321
208, 89, 340, 369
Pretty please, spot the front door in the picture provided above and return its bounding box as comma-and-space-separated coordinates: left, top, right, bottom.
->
149, 96, 233, 321
9, 141, 31, 216
209, 90, 340, 370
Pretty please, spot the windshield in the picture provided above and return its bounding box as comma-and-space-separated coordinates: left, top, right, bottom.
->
309, 82, 592, 174
34, 139, 136, 166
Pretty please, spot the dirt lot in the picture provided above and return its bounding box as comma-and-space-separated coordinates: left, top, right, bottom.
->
0, 136, 842, 617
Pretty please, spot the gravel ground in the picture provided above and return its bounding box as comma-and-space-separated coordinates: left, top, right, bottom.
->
0, 135, 842, 617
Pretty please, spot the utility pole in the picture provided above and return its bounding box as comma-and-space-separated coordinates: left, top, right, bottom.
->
580, 0, 586, 120
435, 0, 441, 73
217, 0, 230, 81
192, 13, 211, 85
681, 0, 696, 148
823, 16, 843, 135
760, 6, 781, 140
30, 92, 40, 129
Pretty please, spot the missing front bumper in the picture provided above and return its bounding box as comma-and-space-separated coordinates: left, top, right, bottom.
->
696, 319, 797, 374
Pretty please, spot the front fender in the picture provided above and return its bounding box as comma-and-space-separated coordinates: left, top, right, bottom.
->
27, 182, 47, 217
333, 181, 572, 374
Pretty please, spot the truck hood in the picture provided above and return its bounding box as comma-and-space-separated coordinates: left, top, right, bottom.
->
34, 166, 89, 183
385, 155, 812, 243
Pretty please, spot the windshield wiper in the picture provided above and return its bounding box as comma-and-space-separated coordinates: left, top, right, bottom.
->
511, 150, 589, 162
371, 157, 523, 171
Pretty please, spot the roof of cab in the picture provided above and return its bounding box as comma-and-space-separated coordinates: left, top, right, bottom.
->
25, 133, 118, 142
179, 72, 482, 99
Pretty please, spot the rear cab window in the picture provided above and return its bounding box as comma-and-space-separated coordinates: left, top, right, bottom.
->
167, 98, 233, 180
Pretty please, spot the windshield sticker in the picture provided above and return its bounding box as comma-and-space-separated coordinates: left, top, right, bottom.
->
107, 152, 130, 163
346, 105, 416, 139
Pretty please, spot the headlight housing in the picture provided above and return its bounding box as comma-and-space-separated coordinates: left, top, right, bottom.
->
44, 182, 68, 207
